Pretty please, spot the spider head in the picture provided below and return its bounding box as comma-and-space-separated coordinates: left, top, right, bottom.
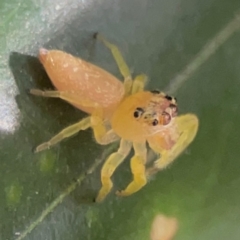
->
111, 91, 178, 141
133, 90, 178, 128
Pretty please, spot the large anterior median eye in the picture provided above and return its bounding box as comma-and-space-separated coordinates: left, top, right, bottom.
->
133, 107, 144, 118
159, 112, 171, 125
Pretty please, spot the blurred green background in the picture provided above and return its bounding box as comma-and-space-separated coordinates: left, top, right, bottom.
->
1, 0, 240, 239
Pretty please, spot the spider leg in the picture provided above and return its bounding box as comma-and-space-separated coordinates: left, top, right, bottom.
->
31, 89, 119, 151
91, 108, 120, 145
147, 114, 198, 175
95, 139, 132, 202
34, 117, 91, 152
116, 142, 147, 197
131, 74, 148, 94
95, 33, 133, 95
34, 107, 120, 152
30, 89, 98, 108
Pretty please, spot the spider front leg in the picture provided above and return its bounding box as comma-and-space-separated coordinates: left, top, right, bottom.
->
95, 139, 132, 202
116, 142, 147, 197
147, 114, 199, 175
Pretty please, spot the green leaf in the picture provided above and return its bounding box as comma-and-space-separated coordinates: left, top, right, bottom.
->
1, 0, 240, 240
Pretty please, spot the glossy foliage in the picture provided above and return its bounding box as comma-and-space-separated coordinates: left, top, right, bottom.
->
1, 0, 240, 239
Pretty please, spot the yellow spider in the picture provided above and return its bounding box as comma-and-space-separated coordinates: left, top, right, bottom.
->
30, 34, 199, 202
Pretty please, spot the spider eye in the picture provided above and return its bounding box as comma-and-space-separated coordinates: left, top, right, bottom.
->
150, 90, 161, 94
165, 95, 172, 101
164, 94, 177, 104
133, 107, 144, 118
159, 112, 171, 125
134, 111, 140, 118
152, 119, 158, 126
169, 104, 178, 117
